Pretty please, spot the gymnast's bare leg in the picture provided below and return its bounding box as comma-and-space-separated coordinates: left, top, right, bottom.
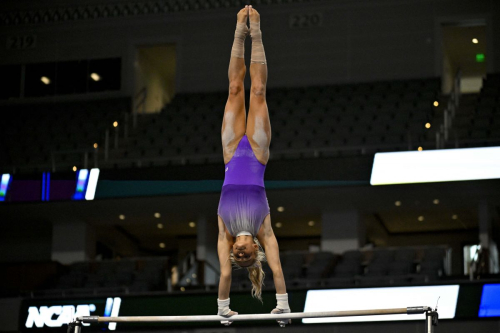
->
221, 7, 249, 164
245, 6, 271, 165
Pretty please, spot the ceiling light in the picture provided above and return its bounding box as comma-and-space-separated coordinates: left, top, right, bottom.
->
113, 121, 118, 127
418, 146, 423, 151
90, 72, 101, 81
472, 38, 478, 44
93, 143, 98, 149
159, 242, 165, 248
308, 220, 315, 227
277, 206, 285, 212
119, 214, 125, 220
180, 287, 185, 292
154, 212, 161, 218
425, 123, 431, 129
275, 222, 282, 228
418, 216, 425, 222
192, 273, 197, 278
157, 223, 164, 229
394, 201, 401, 206
40, 76, 51, 85
452, 214, 458, 220
433, 101, 439, 107
188, 221, 196, 228
186, 278, 191, 283
433, 199, 440, 204
72, 166, 77, 172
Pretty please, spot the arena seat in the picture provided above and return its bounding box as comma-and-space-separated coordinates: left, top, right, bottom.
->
8, 77, 490, 172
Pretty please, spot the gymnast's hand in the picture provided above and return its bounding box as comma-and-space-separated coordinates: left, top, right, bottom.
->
217, 298, 237, 326
219, 310, 238, 326
271, 307, 292, 327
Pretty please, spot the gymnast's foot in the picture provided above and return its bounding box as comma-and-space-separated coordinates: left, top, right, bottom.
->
248, 6, 266, 64
231, 7, 249, 59
248, 5, 260, 25
237, 6, 249, 26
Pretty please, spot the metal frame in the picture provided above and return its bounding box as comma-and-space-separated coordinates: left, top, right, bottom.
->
68, 306, 438, 333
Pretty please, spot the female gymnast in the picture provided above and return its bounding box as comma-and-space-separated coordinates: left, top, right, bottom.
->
216, 5, 291, 325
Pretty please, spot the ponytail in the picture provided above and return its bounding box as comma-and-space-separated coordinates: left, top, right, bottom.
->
247, 258, 265, 301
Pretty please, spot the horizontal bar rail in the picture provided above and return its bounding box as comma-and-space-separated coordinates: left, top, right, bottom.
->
70, 306, 438, 333
79, 306, 431, 323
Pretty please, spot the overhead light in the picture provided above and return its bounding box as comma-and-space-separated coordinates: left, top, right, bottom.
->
425, 123, 431, 129
157, 223, 164, 229
452, 214, 458, 220
93, 143, 98, 149
119, 214, 125, 220
159, 242, 165, 248
308, 220, 315, 227
192, 273, 197, 278
275, 222, 282, 228
433, 199, 440, 205
188, 221, 196, 228
418, 146, 423, 151
154, 212, 161, 218
72, 166, 77, 172
180, 287, 185, 292
433, 101, 439, 107
90, 72, 101, 81
277, 206, 285, 212
394, 201, 402, 206
472, 38, 478, 44
186, 278, 191, 283
113, 121, 118, 127
418, 216, 425, 222
40, 76, 51, 85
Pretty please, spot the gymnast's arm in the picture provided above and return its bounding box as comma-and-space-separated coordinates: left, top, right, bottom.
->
258, 217, 287, 294
217, 217, 233, 300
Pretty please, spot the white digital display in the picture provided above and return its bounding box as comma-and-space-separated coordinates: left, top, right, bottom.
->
302, 285, 459, 323
370, 146, 500, 185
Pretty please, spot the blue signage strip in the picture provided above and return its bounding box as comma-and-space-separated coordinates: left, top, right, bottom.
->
479, 284, 500, 317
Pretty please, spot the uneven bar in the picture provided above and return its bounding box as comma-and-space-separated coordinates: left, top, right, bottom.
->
79, 306, 431, 323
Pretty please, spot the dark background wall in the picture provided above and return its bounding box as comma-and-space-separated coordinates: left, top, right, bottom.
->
0, 0, 498, 96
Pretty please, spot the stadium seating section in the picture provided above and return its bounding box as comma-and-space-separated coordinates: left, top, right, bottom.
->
0, 246, 450, 297
231, 246, 450, 292
1, 77, 454, 173
1, 99, 129, 173
114, 77, 442, 168
450, 73, 500, 146
4, 75, 500, 174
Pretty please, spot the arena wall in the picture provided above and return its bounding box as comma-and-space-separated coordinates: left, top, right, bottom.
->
0, 0, 498, 95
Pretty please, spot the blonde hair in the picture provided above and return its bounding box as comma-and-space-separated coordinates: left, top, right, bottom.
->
230, 237, 266, 302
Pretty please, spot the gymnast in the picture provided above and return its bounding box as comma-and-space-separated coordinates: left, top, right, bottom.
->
216, 5, 291, 326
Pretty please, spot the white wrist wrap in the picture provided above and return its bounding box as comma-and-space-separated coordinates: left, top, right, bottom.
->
276, 293, 290, 310
217, 298, 231, 316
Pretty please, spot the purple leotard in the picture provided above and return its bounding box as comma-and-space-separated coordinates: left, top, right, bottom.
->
217, 135, 270, 236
